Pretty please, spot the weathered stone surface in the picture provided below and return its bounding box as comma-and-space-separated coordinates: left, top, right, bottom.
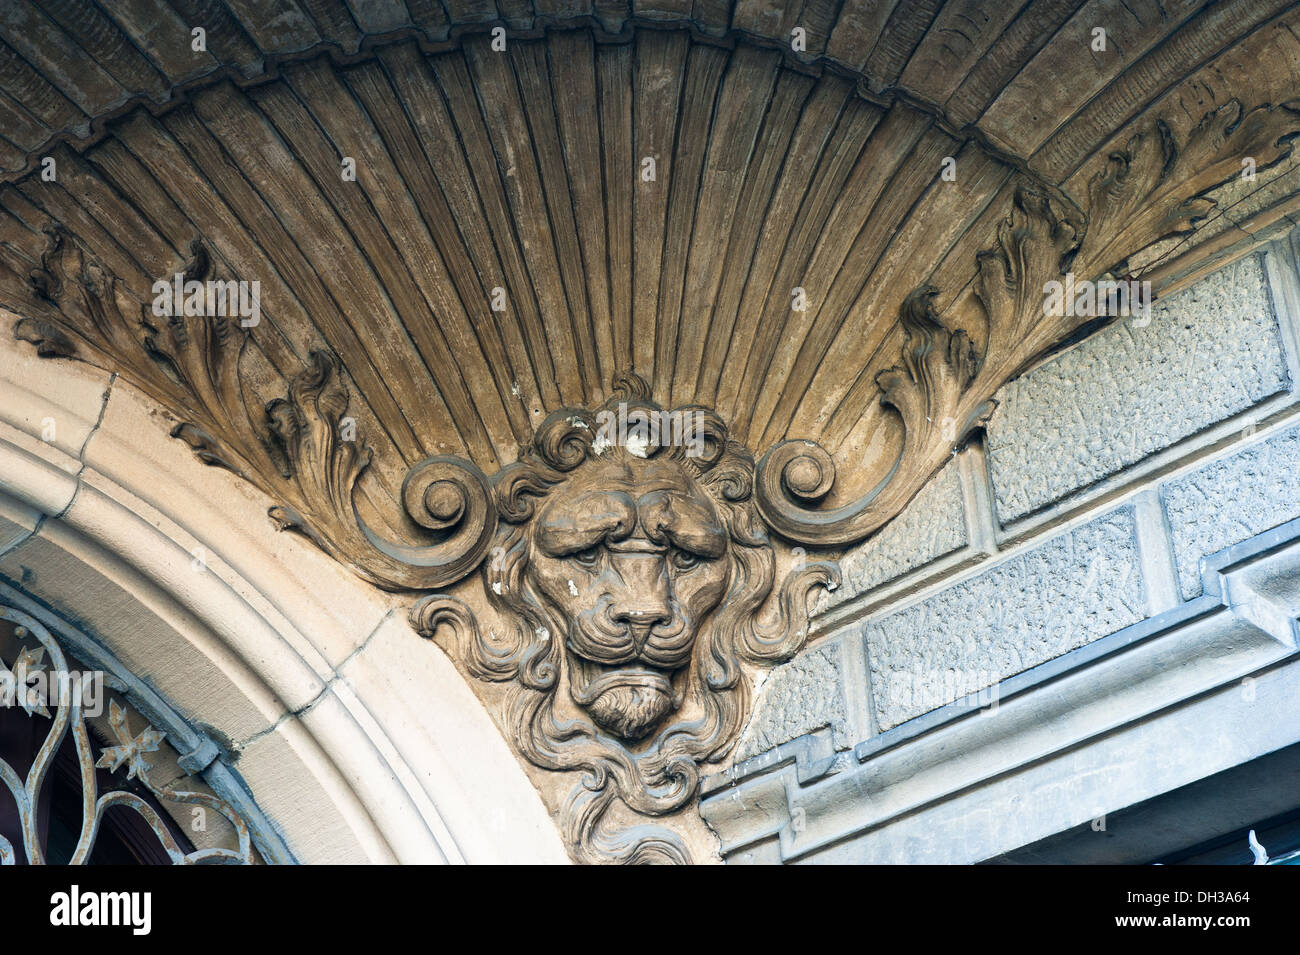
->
1162, 422, 1300, 599
986, 255, 1290, 521
818, 460, 966, 611
1129, 155, 1300, 272
865, 506, 1146, 730
737, 638, 849, 759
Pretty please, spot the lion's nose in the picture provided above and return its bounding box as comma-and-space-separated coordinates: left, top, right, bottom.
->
613, 606, 672, 628
608, 552, 673, 646
612, 606, 672, 647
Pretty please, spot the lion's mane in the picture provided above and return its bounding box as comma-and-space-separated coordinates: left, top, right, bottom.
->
415, 374, 836, 863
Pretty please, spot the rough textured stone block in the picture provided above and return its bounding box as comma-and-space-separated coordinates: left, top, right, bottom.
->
986, 255, 1289, 522
737, 638, 849, 759
865, 506, 1146, 730
819, 460, 966, 611
1162, 422, 1300, 599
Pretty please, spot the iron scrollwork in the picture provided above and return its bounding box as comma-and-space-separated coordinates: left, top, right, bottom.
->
0, 604, 264, 865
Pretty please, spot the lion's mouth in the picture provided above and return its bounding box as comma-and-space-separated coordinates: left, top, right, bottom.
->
567, 614, 694, 669
567, 659, 685, 740
568, 664, 674, 706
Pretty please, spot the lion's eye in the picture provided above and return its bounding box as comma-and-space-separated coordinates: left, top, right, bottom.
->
571, 546, 601, 569
669, 549, 700, 571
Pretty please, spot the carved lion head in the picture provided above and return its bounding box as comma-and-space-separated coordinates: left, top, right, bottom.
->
413, 374, 836, 862
525, 452, 732, 739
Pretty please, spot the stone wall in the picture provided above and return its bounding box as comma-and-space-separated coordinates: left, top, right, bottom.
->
735, 234, 1300, 757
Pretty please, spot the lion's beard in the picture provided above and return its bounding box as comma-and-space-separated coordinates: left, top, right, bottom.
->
584, 681, 676, 740
568, 660, 681, 741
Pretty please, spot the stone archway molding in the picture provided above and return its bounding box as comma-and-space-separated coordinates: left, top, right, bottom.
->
0, 335, 568, 864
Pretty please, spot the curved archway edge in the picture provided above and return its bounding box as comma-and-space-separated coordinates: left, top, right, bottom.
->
0, 328, 568, 864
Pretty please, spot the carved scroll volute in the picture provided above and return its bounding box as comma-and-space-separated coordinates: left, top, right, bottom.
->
261, 354, 500, 592
346, 453, 498, 590
756, 98, 1300, 549
756, 184, 1077, 546
4, 229, 498, 593
755, 288, 992, 545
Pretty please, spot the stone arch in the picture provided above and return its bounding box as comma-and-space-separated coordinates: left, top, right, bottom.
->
0, 329, 567, 863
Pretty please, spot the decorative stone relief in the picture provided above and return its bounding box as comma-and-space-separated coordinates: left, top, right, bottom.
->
410, 375, 838, 862
754, 100, 1300, 548
3, 93, 1298, 863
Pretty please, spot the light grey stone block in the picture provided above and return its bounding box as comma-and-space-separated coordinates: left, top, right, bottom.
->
986, 254, 1289, 522
709, 531, 1300, 865
865, 506, 1146, 730
737, 638, 849, 759
1162, 422, 1300, 599
819, 460, 966, 610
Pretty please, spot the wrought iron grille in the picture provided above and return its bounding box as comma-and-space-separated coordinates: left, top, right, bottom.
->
0, 600, 284, 864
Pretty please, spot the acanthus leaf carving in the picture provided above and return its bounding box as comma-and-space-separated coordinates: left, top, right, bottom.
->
973, 185, 1084, 369
1075, 99, 1300, 280
12, 315, 75, 358
754, 98, 1300, 549
1, 231, 498, 593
